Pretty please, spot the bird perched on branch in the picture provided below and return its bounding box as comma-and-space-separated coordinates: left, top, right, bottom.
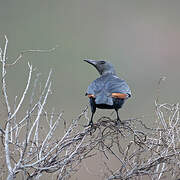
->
84, 59, 131, 126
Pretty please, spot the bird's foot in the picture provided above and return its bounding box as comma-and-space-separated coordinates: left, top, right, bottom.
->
84, 121, 94, 128
115, 119, 125, 126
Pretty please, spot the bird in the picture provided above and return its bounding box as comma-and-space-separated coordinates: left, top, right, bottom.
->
84, 59, 131, 126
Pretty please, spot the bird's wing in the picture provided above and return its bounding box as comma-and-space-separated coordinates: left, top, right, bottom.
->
86, 78, 105, 96
106, 75, 131, 97
86, 78, 112, 105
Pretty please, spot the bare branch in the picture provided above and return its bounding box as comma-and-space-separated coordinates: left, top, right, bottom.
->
10, 62, 32, 120
27, 79, 51, 144
6, 46, 58, 66
1, 35, 11, 116
5, 122, 13, 177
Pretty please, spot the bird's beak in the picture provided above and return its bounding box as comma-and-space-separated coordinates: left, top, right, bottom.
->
84, 59, 97, 67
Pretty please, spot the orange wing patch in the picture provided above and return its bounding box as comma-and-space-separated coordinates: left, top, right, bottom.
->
112, 93, 127, 99
87, 93, 127, 99
87, 94, 95, 98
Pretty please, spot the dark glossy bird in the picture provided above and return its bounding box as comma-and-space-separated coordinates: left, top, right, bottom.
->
84, 59, 131, 126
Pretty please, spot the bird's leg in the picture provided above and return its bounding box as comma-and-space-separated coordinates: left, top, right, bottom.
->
85, 112, 94, 127
115, 109, 121, 121
85, 97, 96, 127
115, 109, 124, 125
87, 112, 94, 127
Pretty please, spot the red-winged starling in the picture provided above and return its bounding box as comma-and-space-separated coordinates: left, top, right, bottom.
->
84, 59, 131, 126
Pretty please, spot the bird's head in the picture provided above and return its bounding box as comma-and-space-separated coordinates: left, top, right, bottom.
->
84, 59, 116, 75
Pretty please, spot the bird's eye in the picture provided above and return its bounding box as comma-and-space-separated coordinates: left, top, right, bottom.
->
100, 61, 105, 64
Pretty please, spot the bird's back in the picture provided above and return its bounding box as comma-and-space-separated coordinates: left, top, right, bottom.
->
86, 74, 131, 106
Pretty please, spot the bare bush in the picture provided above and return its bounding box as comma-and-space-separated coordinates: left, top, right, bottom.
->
103, 102, 180, 180
0, 36, 180, 180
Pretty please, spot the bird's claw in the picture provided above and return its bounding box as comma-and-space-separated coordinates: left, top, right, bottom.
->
115, 119, 125, 126
84, 122, 94, 128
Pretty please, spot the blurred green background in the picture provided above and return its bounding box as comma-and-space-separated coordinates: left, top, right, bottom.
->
1, 0, 180, 179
